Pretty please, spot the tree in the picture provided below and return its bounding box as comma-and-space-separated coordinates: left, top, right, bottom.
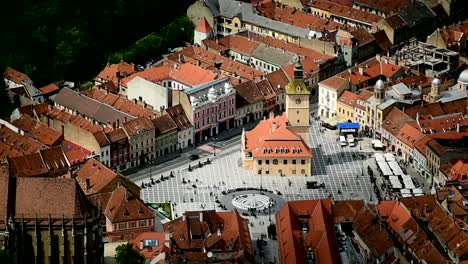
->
0, 66, 16, 118
0, 249, 13, 264
115, 243, 144, 264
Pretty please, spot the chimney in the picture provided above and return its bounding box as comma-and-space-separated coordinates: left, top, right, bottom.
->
269, 111, 274, 119
86, 179, 90, 190
183, 214, 186, 221
199, 212, 203, 222
358, 66, 364, 75
124, 116, 127, 123
117, 119, 120, 128
61, 125, 64, 135
457, 123, 460, 132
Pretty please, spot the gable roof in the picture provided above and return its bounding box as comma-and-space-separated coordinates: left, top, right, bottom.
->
39, 83, 60, 94
235, 80, 264, 108
97, 61, 137, 86
195, 17, 213, 33
0, 125, 44, 157
244, 113, 312, 158
319, 75, 349, 91
122, 116, 155, 137
152, 114, 178, 135
75, 158, 119, 195
3, 67, 30, 84
11, 115, 63, 146
165, 104, 193, 131
104, 185, 153, 223
14, 177, 95, 219
277, 199, 341, 264
381, 107, 413, 137
337, 90, 359, 108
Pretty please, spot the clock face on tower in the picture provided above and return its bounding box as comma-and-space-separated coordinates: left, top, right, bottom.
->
295, 99, 302, 105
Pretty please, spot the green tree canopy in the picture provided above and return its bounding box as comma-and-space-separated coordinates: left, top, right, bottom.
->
0, 0, 193, 86
115, 243, 144, 264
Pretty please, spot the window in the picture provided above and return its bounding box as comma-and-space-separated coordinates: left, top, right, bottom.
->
301, 160, 305, 165
283, 160, 288, 165
266, 160, 270, 165
301, 169, 306, 174
139, 220, 146, 227
258, 170, 262, 175
118, 223, 127, 230
292, 169, 296, 174
258, 160, 262, 165
273, 159, 278, 165
292, 160, 296, 164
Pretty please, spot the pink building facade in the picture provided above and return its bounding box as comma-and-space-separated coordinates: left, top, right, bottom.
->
187, 77, 236, 144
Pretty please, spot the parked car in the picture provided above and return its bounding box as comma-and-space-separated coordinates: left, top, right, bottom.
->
189, 154, 200, 160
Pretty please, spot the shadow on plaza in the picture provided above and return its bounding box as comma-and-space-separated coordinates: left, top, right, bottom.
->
311, 147, 371, 175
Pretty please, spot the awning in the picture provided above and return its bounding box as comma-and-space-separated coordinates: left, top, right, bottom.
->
323, 116, 339, 126
338, 123, 360, 130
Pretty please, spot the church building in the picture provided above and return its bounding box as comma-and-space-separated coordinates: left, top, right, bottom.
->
241, 62, 312, 176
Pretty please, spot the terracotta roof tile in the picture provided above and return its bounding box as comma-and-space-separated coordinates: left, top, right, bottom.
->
14, 177, 95, 219
235, 80, 263, 108
195, 17, 213, 33
152, 114, 177, 135
383, 14, 407, 30
39, 83, 60, 94
339, 58, 401, 86
381, 107, 412, 137
75, 158, 119, 195
319, 75, 349, 91
256, 1, 346, 32
437, 22, 468, 47
351, 28, 375, 46
445, 159, 468, 182
12, 115, 63, 146
172, 46, 264, 81
104, 185, 153, 223
165, 105, 193, 131
277, 199, 341, 264
283, 57, 320, 80
164, 210, 254, 262
122, 116, 154, 137
107, 128, 128, 143
353, 0, 412, 14
204, 34, 260, 56
396, 122, 424, 148
337, 90, 359, 107
265, 69, 289, 94
372, 30, 393, 52
0, 125, 44, 156
97, 61, 137, 86
45, 106, 108, 134
311, 0, 383, 25
3, 67, 30, 84
132, 232, 167, 260
8, 153, 49, 177
93, 130, 110, 147
333, 200, 365, 223
244, 113, 312, 158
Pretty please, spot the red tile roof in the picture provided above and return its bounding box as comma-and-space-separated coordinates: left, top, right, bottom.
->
39, 83, 60, 94
152, 114, 177, 136
164, 210, 254, 263
311, 0, 383, 25
132, 232, 167, 260
82, 88, 159, 119
234, 80, 264, 108
11, 115, 63, 146
265, 69, 289, 94
44, 106, 109, 134
442, 159, 468, 182
244, 113, 312, 158
319, 75, 349, 91
377, 200, 447, 263
122, 116, 154, 137
8, 153, 49, 177
0, 125, 44, 156
3, 67, 30, 84
256, 1, 346, 32
123, 63, 218, 87
97, 61, 137, 86
401, 195, 468, 259
353, 0, 412, 14
381, 107, 412, 138
104, 185, 154, 223
75, 158, 118, 196
195, 17, 213, 33
416, 113, 468, 134
14, 177, 94, 219
339, 58, 401, 86
75, 158, 140, 197
283, 57, 320, 80
165, 104, 193, 131
172, 46, 264, 81
63, 140, 91, 166
437, 22, 468, 47
277, 199, 341, 264
243, 31, 332, 60
396, 122, 425, 148
337, 90, 359, 107
203, 34, 260, 56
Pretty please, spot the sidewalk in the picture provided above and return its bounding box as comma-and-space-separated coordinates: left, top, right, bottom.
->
122, 121, 258, 176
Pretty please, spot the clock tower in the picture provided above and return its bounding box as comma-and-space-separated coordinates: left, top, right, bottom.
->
285, 61, 311, 146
